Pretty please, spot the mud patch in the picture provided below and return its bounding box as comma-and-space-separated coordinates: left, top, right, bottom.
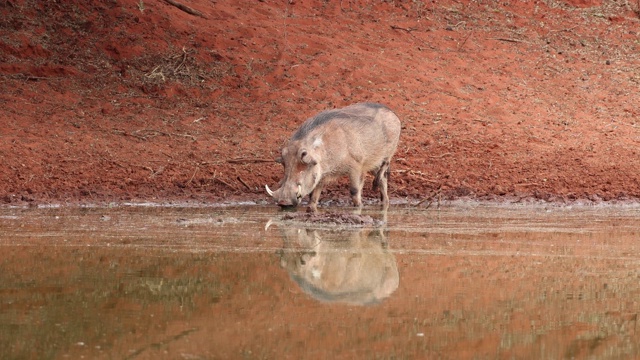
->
281, 211, 384, 227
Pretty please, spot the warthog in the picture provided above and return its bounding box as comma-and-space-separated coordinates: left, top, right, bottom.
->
277, 227, 399, 305
265, 103, 401, 212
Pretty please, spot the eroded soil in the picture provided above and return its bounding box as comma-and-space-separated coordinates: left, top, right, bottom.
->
2, 0, 640, 206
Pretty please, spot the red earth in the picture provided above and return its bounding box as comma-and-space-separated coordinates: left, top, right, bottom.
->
2, 0, 640, 207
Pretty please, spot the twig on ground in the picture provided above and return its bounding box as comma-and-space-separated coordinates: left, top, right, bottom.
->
447, 21, 466, 30
389, 24, 435, 50
415, 197, 431, 208
172, 132, 197, 141
186, 166, 199, 186
393, 169, 439, 183
161, 151, 174, 159
127, 328, 198, 359
163, 0, 207, 18
144, 166, 165, 178
128, 129, 196, 141
129, 129, 168, 140
491, 37, 529, 44
514, 183, 539, 187
1, 73, 55, 81
227, 158, 275, 164
174, 47, 188, 72
237, 176, 251, 191
390, 25, 417, 32
145, 65, 165, 81
213, 176, 235, 189
415, 186, 442, 209
429, 152, 452, 159
111, 161, 127, 169
458, 31, 472, 51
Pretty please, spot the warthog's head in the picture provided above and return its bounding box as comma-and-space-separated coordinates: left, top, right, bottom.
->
266, 138, 323, 207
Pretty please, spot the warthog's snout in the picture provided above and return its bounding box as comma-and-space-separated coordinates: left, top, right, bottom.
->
265, 184, 303, 208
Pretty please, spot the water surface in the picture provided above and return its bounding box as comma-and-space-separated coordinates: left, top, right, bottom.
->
1, 204, 639, 359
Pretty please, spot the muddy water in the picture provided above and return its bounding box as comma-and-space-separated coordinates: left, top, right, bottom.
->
1, 204, 639, 359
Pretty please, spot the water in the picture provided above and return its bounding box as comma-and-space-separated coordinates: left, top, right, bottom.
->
1, 204, 639, 359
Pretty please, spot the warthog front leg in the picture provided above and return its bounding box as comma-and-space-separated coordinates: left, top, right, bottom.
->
307, 181, 324, 213
349, 171, 365, 208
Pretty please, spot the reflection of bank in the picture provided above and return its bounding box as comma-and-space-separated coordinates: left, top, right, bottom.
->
275, 226, 399, 305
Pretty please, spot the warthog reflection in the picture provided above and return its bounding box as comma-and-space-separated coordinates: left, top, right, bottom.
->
276, 227, 399, 305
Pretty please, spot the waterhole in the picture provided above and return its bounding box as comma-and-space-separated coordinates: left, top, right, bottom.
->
1, 204, 639, 358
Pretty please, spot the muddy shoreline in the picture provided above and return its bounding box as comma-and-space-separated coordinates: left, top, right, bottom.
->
4, 195, 640, 211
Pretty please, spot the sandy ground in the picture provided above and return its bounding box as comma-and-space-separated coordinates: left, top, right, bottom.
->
2, 0, 640, 207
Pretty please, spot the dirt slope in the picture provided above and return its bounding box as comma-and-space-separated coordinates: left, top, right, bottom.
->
1, 0, 640, 206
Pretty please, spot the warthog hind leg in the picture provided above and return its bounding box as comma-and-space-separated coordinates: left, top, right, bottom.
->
373, 159, 390, 207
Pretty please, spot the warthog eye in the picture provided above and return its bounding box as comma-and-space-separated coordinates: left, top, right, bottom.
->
300, 150, 316, 166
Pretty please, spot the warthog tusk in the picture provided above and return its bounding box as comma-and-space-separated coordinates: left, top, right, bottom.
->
265, 185, 275, 197
264, 219, 273, 231
297, 184, 302, 198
